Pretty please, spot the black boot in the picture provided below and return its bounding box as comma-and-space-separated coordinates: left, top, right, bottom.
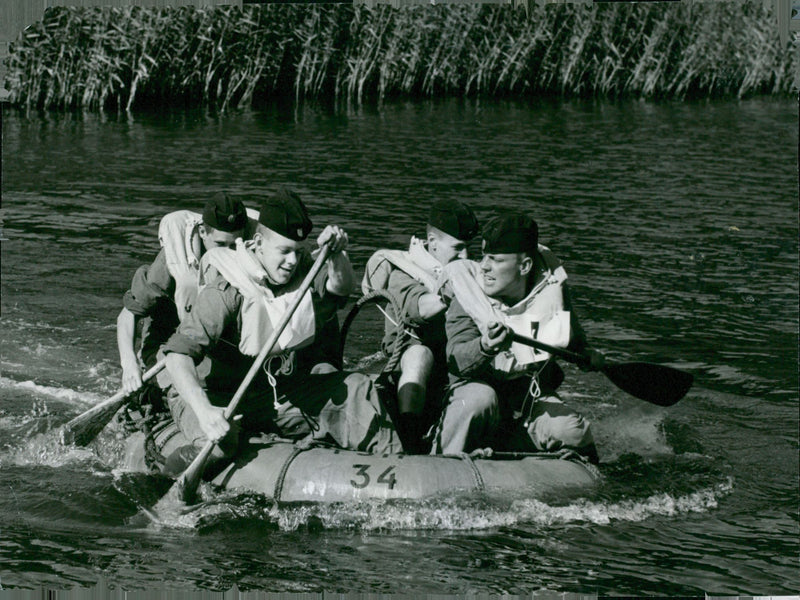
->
396, 413, 429, 455
577, 443, 601, 465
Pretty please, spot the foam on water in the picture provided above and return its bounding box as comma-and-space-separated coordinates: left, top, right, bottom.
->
342, 350, 387, 371
0, 376, 103, 407
132, 476, 734, 533
0, 317, 74, 333
593, 403, 674, 461
1, 431, 99, 468
506, 478, 734, 526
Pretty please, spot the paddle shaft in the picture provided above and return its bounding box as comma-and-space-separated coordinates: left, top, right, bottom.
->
98, 359, 167, 412
176, 244, 333, 502
61, 357, 167, 445
509, 332, 693, 406
509, 333, 590, 367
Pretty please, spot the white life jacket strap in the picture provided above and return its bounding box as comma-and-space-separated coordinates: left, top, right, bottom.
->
263, 352, 296, 412
519, 358, 550, 426
262, 352, 319, 432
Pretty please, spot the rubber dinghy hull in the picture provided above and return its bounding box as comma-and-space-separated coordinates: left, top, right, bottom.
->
123, 424, 601, 503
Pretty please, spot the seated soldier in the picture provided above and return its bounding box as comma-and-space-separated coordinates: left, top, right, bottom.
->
431, 213, 601, 464
117, 193, 250, 407
158, 188, 402, 478
362, 199, 479, 454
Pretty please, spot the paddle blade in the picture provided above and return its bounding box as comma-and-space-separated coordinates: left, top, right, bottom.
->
59, 359, 167, 447
601, 362, 693, 406
59, 392, 127, 446
175, 441, 215, 504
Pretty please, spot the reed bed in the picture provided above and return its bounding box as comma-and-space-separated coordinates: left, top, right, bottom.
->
4, 2, 795, 111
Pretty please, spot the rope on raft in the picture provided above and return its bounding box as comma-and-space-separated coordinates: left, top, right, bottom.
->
273, 445, 305, 503
457, 452, 486, 492
339, 288, 413, 376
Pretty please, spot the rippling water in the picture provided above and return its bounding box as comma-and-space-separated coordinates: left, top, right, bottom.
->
1, 97, 797, 594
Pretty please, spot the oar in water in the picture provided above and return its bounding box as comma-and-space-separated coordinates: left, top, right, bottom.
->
166, 244, 333, 506
510, 333, 693, 407
59, 359, 167, 446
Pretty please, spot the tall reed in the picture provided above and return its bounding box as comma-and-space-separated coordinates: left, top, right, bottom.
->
4, 2, 794, 111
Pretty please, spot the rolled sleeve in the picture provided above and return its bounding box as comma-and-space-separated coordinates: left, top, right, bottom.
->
312, 265, 348, 309
387, 269, 428, 325
162, 277, 240, 362
123, 250, 174, 317
445, 296, 493, 378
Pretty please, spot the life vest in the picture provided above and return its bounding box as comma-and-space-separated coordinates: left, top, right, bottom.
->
443, 245, 571, 379
361, 236, 441, 295
159, 208, 260, 322
159, 210, 203, 322
199, 239, 316, 357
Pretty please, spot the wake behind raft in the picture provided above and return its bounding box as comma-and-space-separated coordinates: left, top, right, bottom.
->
121, 423, 600, 504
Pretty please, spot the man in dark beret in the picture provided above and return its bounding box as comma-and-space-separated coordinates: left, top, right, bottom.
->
158, 187, 401, 477
361, 198, 479, 454
116, 192, 251, 405
431, 213, 600, 463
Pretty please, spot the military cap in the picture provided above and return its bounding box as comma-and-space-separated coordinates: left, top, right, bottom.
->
258, 187, 313, 241
202, 192, 248, 233
481, 214, 538, 255
428, 199, 479, 241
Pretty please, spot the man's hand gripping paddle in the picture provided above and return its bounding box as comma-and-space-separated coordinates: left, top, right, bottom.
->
510, 333, 693, 407
163, 243, 333, 507
59, 359, 167, 446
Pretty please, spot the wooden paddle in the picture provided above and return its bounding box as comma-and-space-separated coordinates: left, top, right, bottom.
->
170, 243, 333, 505
509, 333, 693, 407
59, 359, 167, 446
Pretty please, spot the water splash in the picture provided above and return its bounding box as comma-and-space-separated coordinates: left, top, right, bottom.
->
506, 478, 734, 526
128, 476, 734, 533
594, 403, 674, 460
1, 428, 98, 468
0, 397, 54, 435
0, 376, 102, 408
0, 400, 129, 470
273, 479, 733, 531
343, 351, 387, 371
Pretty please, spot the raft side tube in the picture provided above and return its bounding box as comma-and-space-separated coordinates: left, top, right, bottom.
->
215, 443, 600, 503
123, 423, 600, 503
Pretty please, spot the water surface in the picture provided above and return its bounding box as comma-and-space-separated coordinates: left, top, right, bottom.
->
1, 97, 797, 594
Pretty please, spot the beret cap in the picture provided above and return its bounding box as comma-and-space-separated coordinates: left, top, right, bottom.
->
428, 199, 479, 241
202, 192, 248, 232
258, 187, 313, 241
481, 214, 538, 255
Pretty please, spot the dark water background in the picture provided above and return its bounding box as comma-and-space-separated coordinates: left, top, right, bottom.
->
1, 97, 797, 594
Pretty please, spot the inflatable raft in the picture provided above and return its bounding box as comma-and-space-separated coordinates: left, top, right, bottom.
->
122, 421, 601, 503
